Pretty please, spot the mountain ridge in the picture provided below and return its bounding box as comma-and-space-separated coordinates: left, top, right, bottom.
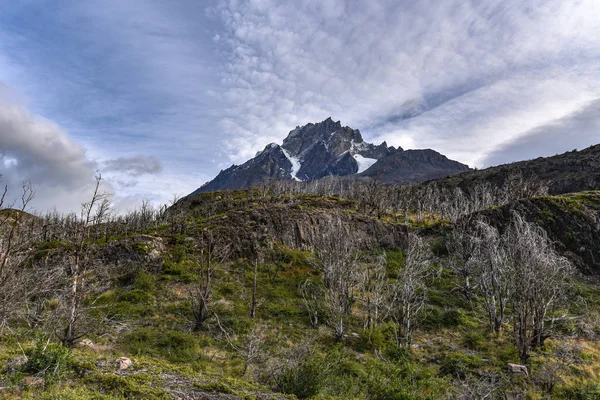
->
429, 144, 600, 196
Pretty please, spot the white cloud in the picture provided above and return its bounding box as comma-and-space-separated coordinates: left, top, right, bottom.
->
0, 95, 101, 212
0, 92, 172, 213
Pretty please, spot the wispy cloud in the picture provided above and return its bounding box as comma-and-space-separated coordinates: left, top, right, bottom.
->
212, 0, 600, 167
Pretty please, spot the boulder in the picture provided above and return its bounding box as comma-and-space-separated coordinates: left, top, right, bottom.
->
115, 357, 133, 371
78, 339, 94, 347
5, 355, 28, 373
507, 363, 528, 378
133, 235, 165, 262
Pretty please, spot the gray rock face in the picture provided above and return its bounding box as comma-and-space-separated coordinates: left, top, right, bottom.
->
281, 117, 395, 180
194, 143, 294, 193
192, 117, 469, 194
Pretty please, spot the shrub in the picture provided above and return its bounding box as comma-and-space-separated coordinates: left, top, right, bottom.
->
422, 308, 467, 330
362, 358, 448, 400
23, 341, 74, 382
556, 382, 600, 400
276, 358, 325, 399
134, 270, 156, 292
86, 372, 168, 398
439, 352, 483, 379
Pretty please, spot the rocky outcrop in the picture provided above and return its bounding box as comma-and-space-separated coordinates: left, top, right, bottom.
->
115, 357, 133, 371
4, 356, 28, 374
507, 363, 529, 378
173, 192, 408, 256
478, 191, 600, 275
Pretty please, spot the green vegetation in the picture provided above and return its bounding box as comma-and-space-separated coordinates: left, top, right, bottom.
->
1, 189, 600, 399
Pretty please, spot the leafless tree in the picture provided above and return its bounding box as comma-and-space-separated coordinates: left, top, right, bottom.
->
299, 279, 321, 329
310, 213, 361, 341
504, 213, 573, 362
250, 258, 259, 319
188, 229, 230, 331
470, 220, 512, 336
451, 372, 506, 400
61, 172, 112, 347
215, 314, 267, 376
358, 251, 388, 330
0, 180, 35, 328
386, 234, 435, 346
445, 227, 477, 300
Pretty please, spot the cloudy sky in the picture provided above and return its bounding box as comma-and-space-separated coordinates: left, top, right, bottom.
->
0, 0, 599, 212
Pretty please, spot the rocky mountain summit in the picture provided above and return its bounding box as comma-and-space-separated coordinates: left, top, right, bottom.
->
192, 118, 470, 194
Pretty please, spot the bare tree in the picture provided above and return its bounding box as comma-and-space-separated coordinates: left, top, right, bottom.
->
387, 234, 435, 346
445, 226, 477, 300
188, 229, 230, 331
311, 213, 360, 341
299, 279, 321, 329
61, 172, 112, 347
505, 213, 573, 362
470, 220, 512, 336
358, 251, 388, 330
452, 372, 506, 400
0, 180, 35, 328
250, 258, 259, 319
215, 314, 267, 376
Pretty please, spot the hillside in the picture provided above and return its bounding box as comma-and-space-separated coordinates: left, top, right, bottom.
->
432, 144, 600, 195
2, 188, 600, 399
193, 118, 469, 194
479, 191, 600, 275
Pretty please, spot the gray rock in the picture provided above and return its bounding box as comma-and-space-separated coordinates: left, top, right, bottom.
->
507, 363, 528, 378
115, 357, 133, 371
5, 355, 28, 373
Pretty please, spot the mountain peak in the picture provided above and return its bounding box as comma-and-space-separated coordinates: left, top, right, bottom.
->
192, 119, 470, 194
282, 118, 364, 158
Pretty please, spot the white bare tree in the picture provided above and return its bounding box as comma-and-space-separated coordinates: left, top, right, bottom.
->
504, 212, 573, 362
311, 213, 360, 341
386, 234, 435, 346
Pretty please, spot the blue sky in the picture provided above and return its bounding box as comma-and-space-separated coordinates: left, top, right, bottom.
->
0, 0, 599, 212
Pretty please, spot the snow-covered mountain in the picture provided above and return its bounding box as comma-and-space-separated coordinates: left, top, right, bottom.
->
192, 118, 470, 194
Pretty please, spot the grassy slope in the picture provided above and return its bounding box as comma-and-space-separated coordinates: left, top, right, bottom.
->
1, 191, 600, 399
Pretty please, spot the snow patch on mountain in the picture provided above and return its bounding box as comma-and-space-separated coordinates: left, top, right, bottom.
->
353, 154, 378, 173
282, 148, 303, 181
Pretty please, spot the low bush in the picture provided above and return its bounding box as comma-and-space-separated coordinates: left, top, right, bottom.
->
23, 340, 74, 382
439, 351, 483, 379
276, 357, 325, 399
